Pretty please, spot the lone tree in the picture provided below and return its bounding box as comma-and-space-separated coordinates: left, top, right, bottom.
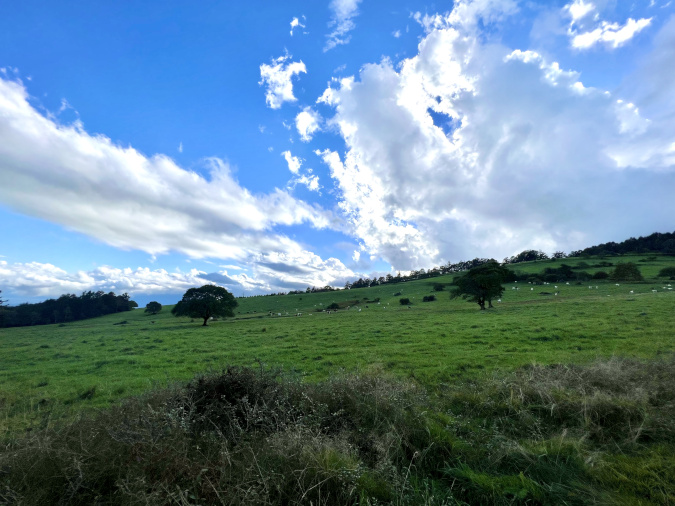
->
172, 285, 238, 326
144, 301, 162, 315
610, 262, 644, 282
450, 260, 509, 310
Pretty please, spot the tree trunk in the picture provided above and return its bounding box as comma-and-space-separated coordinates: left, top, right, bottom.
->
202, 317, 209, 326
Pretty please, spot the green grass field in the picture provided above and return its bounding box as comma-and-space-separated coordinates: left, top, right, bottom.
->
2, 254, 674, 435
1, 254, 675, 504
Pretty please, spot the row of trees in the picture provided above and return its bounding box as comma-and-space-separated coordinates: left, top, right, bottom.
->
0, 291, 138, 328
344, 258, 495, 290
569, 232, 675, 257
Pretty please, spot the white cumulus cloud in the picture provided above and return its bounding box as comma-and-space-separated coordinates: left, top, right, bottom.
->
290, 16, 306, 36
0, 77, 337, 270
317, 5, 675, 268
295, 106, 322, 142
259, 54, 307, 109
281, 150, 302, 174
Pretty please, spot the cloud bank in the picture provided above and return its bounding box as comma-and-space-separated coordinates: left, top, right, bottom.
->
0, 77, 354, 294
317, 4, 675, 268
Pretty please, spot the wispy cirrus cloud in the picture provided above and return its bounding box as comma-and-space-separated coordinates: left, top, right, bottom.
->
563, 0, 652, 50
324, 0, 362, 51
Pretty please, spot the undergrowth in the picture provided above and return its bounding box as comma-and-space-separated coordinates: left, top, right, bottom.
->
2, 355, 674, 505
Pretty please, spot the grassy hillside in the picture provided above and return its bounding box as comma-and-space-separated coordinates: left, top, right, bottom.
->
1, 253, 674, 504
1, 254, 674, 435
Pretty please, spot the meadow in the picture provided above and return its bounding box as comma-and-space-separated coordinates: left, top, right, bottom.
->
1, 254, 674, 434
1, 254, 674, 504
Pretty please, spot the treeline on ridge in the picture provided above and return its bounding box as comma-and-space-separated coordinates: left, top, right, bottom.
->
0, 291, 138, 328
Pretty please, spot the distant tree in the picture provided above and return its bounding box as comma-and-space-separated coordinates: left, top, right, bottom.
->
433, 283, 444, 291
172, 285, 238, 326
399, 298, 410, 305
610, 262, 644, 282
0, 290, 6, 326
657, 266, 675, 278
145, 301, 162, 315
450, 260, 509, 310
326, 302, 340, 310
422, 295, 436, 302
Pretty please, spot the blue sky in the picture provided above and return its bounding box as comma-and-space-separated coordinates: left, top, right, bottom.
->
1, 0, 674, 306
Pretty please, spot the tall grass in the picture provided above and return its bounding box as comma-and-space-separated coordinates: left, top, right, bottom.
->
2, 355, 674, 504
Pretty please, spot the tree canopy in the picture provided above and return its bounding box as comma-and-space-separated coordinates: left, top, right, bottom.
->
0, 290, 137, 328
450, 260, 509, 310
610, 262, 644, 282
144, 301, 162, 315
171, 285, 238, 326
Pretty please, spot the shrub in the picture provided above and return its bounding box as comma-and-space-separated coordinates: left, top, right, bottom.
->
422, 295, 436, 302
657, 266, 675, 278
610, 262, 644, 282
433, 283, 444, 291
592, 271, 609, 279
326, 302, 340, 310
575, 271, 592, 282
399, 298, 410, 305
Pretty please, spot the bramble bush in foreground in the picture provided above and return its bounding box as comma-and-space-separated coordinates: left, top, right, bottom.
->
3, 355, 674, 505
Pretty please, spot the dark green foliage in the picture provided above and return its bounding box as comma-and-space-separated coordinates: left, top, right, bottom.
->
610, 262, 644, 282
503, 249, 549, 264
4, 357, 674, 505
172, 285, 238, 326
422, 295, 436, 302
326, 302, 340, 310
433, 283, 444, 291
0, 290, 137, 328
399, 298, 410, 305
657, 266, 675, 277
450, 260, 508, 310
1, 367, 431, 505
569, 231, 675, 257
144, 301, 162, 315
543, 263, 574, 281
592, 270, 609, 279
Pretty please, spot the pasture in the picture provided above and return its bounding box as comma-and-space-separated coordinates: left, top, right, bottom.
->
1, 254, 674, 435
